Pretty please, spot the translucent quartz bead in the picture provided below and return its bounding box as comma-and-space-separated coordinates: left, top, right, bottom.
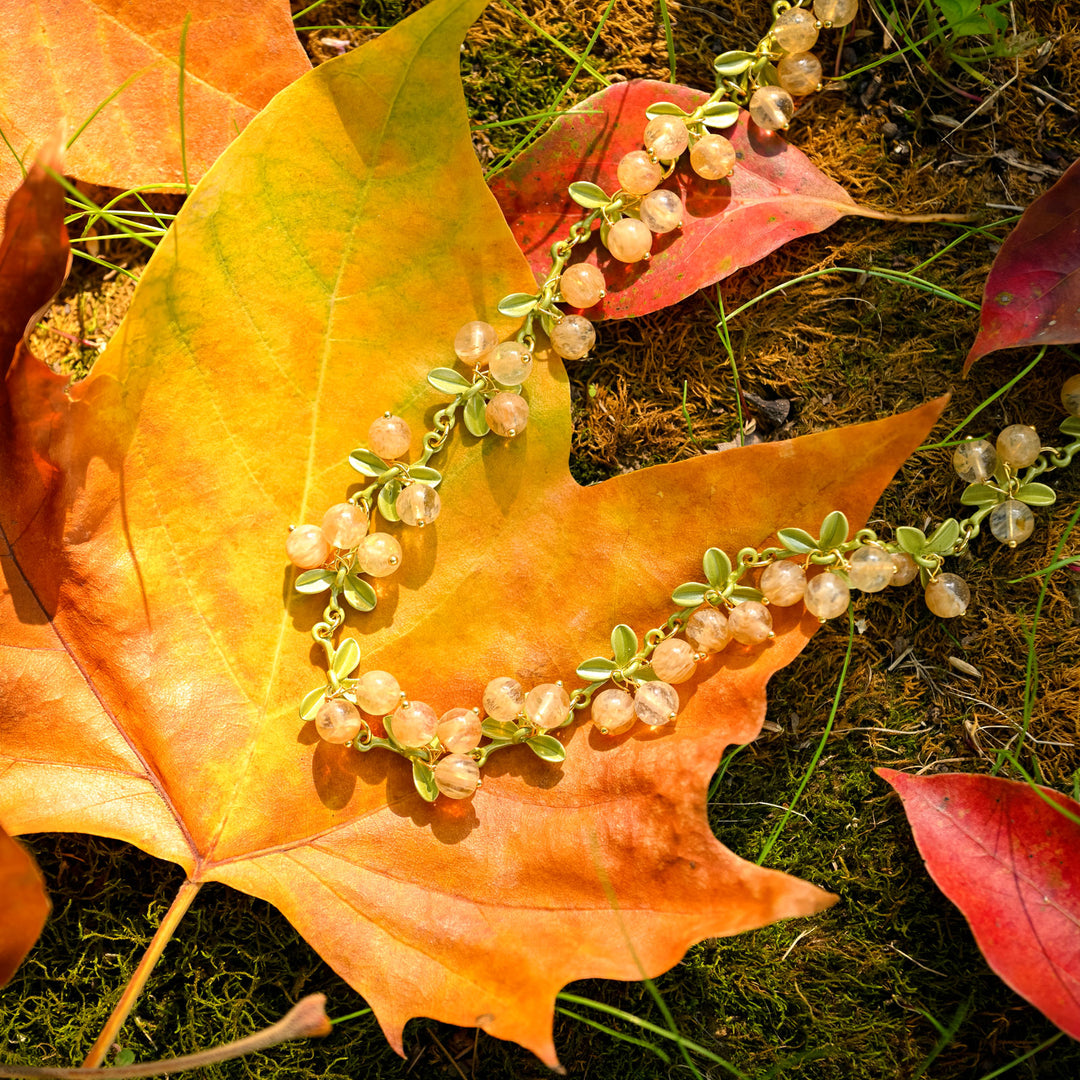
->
549, 314, 596, 360
559, 263, 606, 309
760, 560, 806, 606
989, 499, 1035, 547
321, 502, 368, 550
996, 425, 1041, 469
639, 189, 683, 234
453, 320, 498, 366
396, 483, 441, 527
489, 341, 533, 386
689, 134, 736, 180
605, 218, 653, 263
890, 552, 919, 586
814, 0, 859, 28
650, 637, 696, 684
591, 687, 636, 735
728, 601, 773, 645
643, 115, 689, 161
777, 51, 823, 96
773, 7, 820, 52
952, 439, 997, 483
633, 680, 679, 727
1061, 374, 1080, 417
486, 392, 530, 437
391, 700, 438, 748
358, 532, 402, 578
437, 707, 482, 753
685, 606, 730, 654
483, 676, 524, 721
354, 669, 401, 715
367, 414, 411, 460
616, 150, 663, 195
315, 698, 363, 744
848, 545, 894, 592
749, 86, 795, 131
433, 753, 480, 799
286, 524, 330, 569
804, 571, 851, 620
924, 573, 970, 618
525, 683, 571, 729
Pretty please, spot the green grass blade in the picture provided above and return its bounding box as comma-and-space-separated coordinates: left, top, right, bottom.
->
555, 1006, 671, 1063
66, 69, 144, 150
498, 0, 611, 88
178, 13, 192, 194
658, 0, 677, 81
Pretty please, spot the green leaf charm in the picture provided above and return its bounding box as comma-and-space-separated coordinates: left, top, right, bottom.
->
925, 518, 960, 555
610, 624, 638, 666
644, 100, 689, 119
348, 447, 390, 477
896, 526, 927, 555
464, 392, 490, 437
331, 637, 361, 680
777, 527, 817, 555
703, 547, 732, 588
576, 656, 618, 682
407, 465, 442, 487
343, 575, 377, 612
412, 760, 439, 802
377, 478, 402, 522
1015, 482, 1056, 506
700, 100, 739, 129
961, 483, 1004, 508
294, 568, 335, 594
713, 50, 754, 76
818, 511, 849, 550
526, 734, 566, 763
481, 718, 521, 741
671, 582, 709, 607
299, 686, 326, 721
427, 367, 472, 395
568, 181, 609, 209
497, 292, 539, 318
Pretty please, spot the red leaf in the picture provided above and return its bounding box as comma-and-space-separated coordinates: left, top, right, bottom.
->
490, 79, 859, 320
0, 139, 71, 376
964, 156, 1080, 371
879, 769, 1080, 1039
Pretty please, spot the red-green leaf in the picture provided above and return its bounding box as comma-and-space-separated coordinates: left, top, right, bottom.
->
965, 156, 1080, 371
879, 769, 1080, 1039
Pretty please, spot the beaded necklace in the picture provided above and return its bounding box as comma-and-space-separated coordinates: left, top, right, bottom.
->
283, 0, 1080, 804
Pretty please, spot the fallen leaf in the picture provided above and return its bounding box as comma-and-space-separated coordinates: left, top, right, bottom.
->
0, 0, 945, 1065
490, 80, 936, 320
0, 0, 311, 207
0, 822, 50, 987
879, 769, 1080, 1039
965, 156, 1080, 371
0, 138, 71, 372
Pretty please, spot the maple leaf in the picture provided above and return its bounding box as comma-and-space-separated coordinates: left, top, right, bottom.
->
965, 156, 1080, 371
489, 79, 961, 320
0, 822, 49, 988
0, 0, 945, 1065
0, 0, 310, 207
880, 769, 1080, 1039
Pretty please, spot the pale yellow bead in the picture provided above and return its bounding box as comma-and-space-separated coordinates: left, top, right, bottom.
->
689, 134, 736, 180
368, 414, 411, 460
889, 552, 919, 586
354, 669, 401, 715
286, 524, 330, 569
749, 85, 795, 131
605, 218, 653, 263
358, 532, 402, 577
433, 753, 480, 799
396, 483, 441, 527
1061, 374, 1080, 417
453, 320, 498, 366
617, 150, 663, 195
728, 601, 773, 644
989, 499, 1035, 547
996, 425, 1041, 469
650, 637, 697, 683
924, 574, 970, 618
639, 189, 683, 234
525, 683, 571, 729
315, 698, 363, 744
848, 545, 894, 593
559, 263, 606, 308
814, 0, 859, 28
685, 607, 730, 654
549, 314, 596, 360
437, 708, 482, 753
633, 681, 679, 727
488, 341, 533, 386
760, 560, 806, 606
321, 502, 368, 550
591, 688, 636, 734
483, 676, 524, 721
485, 391, 529, 437
952, 439, 997, 483
643, 115, 689, 160
804, 571, 850, 620
773, 7, 819, 52
391, 700, 438, 747
777, 51, 822, 96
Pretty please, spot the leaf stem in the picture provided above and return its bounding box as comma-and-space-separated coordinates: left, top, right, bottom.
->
81, 879, 202, 1068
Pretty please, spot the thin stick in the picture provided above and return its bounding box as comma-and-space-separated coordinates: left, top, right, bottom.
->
81, 880, 202, 1069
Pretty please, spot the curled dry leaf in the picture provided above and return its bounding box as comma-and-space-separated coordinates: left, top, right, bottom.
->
965, 156, 1080, 371
880, 769, 1080, 1039
0, 0, 945, 1065
0, 0, 311, 206
0, 822, 50, 988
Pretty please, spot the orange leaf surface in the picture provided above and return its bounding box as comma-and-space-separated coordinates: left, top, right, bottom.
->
0, 822, 49, 987
0, 0, 946, 1064
0, 0, 310, 206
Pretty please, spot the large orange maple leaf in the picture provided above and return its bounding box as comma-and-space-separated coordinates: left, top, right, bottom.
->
0, 0, 945, 1065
